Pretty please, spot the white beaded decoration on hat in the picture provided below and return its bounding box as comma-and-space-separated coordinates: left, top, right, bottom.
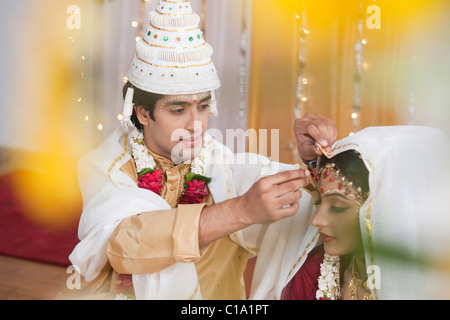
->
121, 87, 135, 130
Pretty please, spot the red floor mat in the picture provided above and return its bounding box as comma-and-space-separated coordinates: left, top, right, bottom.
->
0, 173, 81, 267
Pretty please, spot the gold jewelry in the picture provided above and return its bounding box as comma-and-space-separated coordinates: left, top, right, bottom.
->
348, 278, 358, 300
348, 258, 373, 300
317, 163, 369, 200
315, 142, 332, 159
138, 57, 212, 69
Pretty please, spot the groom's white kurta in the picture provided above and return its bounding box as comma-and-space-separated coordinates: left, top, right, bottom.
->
69, 127, 316, 300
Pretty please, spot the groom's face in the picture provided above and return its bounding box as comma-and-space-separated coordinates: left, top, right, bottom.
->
136, 92, 212, 163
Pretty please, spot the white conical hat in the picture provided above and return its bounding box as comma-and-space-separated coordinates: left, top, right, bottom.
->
127, 0, 221, 95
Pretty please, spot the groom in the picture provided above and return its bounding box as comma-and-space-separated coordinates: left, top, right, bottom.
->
58, 0, 337, 300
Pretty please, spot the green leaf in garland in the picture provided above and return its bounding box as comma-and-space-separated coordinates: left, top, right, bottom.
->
138, 168, 155, 177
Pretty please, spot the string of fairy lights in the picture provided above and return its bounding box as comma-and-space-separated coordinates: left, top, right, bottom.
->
351, 0, 367, 136
77, 0, 152, 134
290, 5, 311, 162
239, 0, 250, 129
292, 1, 369, 144
294, 7, 311, 121
289, 0, 370, 160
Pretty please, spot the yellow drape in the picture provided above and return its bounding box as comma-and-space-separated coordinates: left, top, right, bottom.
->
248, 0, 450, 164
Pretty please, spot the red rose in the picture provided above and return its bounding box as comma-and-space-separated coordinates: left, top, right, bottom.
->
116, 274, 134, 294
186, 179, 206, 192
138, 170, 163, 195
151, 170, 162, 181
179, 190, 206, 204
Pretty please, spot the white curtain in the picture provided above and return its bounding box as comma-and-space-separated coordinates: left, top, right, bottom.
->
0, 0, 35, 151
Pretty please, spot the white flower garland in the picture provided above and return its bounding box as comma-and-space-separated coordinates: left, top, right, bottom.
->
131, 130, 156, 173
130, 129, 211, 175
190, 134, 211, 176
115, 294, 132, 300
316, 254, 341, 300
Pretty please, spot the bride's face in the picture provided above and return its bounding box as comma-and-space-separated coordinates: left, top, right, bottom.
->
311, 171, 364, 257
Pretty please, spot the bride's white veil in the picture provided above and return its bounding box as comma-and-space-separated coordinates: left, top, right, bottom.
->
251, 126, 450, 300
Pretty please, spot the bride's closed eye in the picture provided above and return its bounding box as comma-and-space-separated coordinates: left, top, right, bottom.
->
330, 206, 349, 213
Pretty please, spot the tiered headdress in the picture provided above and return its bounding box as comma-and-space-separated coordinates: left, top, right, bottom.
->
122, 0, 221, 129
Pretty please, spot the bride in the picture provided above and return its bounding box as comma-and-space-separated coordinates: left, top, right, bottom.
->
250, 126, 450, 300
284, 149, 371, 300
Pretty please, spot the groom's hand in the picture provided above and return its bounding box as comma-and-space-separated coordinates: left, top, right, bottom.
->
198, 169, 310, 248
235, 169, 311, 225
293, 113, 338, 161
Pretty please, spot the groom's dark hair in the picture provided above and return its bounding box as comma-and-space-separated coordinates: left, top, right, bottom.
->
123, 81, 165, 130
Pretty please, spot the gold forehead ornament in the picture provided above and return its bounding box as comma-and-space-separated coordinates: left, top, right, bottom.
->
317, 163, 369, 200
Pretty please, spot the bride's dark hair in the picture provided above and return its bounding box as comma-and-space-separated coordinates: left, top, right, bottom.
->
317, 150, 370, 200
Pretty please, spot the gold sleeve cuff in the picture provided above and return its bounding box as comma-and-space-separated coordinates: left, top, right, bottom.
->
173, 203, 207, 262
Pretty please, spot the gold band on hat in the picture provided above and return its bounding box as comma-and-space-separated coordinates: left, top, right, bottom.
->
156, 9, 194, 17
150, 22, 199, 33
163, 0, 190, 3
138, 57, 212, 69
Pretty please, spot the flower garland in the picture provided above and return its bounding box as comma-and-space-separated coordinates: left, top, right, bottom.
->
130, 129, 212, 204
316, 254, 341, 300
114, 274, 135, 300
